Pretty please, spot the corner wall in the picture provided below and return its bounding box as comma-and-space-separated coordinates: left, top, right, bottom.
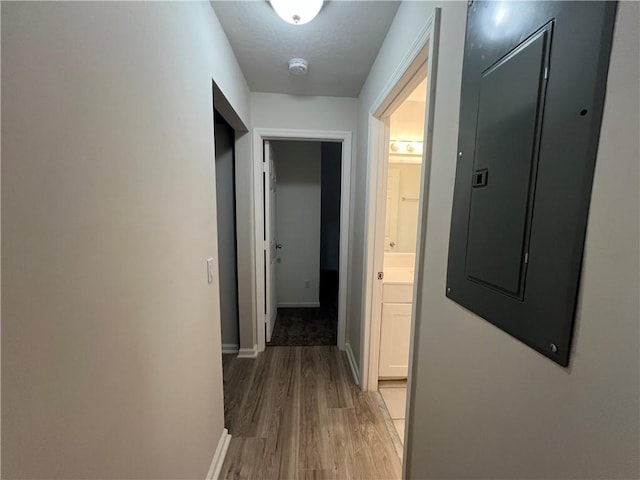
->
405, 3, 639, 477
356, 1, 639, 477
1, 2, 250, 477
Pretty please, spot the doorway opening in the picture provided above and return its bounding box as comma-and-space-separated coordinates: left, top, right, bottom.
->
360, 8, 440, 466
265, 140, 342, 346
252, 129, 352, 354
376, 76, 428, 448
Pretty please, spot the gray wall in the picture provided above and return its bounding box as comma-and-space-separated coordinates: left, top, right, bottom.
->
363, 2, 640, 478
355, 2, 640, 478
320, 142, 342, 272
272, 141, 322, 307
215, 119, 239, 347
1, 2, 250, 477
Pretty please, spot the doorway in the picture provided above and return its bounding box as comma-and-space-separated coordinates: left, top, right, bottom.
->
264, 140, 342, 346
376, 76, 428, 447
252, 129, 352, 353
360, 8, 440, 463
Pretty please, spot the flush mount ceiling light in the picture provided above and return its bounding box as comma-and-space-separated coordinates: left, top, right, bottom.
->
270, 0, 324, 25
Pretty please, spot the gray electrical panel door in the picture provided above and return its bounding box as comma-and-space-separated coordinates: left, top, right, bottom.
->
447, 2, 617, 366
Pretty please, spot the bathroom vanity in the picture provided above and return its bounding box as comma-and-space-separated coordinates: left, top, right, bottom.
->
379, 254, 415, 378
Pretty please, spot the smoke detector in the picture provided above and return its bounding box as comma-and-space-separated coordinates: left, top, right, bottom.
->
288, 58, 308, 76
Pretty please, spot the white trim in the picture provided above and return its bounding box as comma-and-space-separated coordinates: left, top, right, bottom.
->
360, 10, 441, 393
221, 344, 239, 355
344, 342, 360, 386
252, 128, 352, 353
206, 428, 232, 480
277, 302, 321, 308
370, 16, 434, 118
237, 344, 259, 359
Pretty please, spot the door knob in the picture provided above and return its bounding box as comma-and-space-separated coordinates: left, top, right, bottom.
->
276, 243, 283, 249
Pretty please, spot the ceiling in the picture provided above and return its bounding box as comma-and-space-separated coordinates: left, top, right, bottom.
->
211, 1, 400, 98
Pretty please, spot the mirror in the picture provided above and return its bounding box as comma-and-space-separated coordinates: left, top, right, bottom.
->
384, 79, 427, 253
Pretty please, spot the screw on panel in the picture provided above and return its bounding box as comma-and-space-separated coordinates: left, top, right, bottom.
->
550, 344, 558, 353
458, 151, 463, 158
447, 287, 451, 294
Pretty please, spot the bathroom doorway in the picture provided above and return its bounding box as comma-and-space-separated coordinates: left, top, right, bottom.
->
376, 75, 428, 446
361, 10, 441, 459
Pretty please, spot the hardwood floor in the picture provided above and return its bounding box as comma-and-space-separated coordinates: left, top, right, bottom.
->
221, 346, 402, 479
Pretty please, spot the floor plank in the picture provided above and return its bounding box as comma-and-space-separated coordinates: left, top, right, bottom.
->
221, 346, 402, 480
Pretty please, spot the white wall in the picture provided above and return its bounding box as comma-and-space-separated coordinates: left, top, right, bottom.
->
251, 92, 358, 132
1, 2, 250, 478
215, 121, 239, 347
272, 141, 322, 307
350, 0, 440, 378
356, 2, 639, 478
390, 100, 426, 142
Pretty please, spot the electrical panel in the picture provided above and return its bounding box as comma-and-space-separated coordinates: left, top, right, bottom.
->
446, 1, 617, 366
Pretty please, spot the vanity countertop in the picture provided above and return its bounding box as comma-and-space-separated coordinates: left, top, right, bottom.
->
383, 267, 415, 285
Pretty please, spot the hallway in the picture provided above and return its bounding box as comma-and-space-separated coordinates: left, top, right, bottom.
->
221, 347, 402, 479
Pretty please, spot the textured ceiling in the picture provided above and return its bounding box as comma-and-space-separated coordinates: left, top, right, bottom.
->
211, 1, 400, 98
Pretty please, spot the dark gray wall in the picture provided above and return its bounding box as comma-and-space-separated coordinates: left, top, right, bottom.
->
320, 142, 342, 271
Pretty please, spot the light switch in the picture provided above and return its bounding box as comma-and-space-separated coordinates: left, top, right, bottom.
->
206, 258, 214, 284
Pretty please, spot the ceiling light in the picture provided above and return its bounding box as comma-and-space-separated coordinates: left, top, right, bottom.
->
270, 0, 324, 25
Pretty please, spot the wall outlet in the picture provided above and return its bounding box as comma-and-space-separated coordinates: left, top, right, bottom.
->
305, 280, 310, 288
206, 258, 214, 284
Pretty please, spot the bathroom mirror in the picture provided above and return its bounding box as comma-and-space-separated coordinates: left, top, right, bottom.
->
384, 80, 426, 253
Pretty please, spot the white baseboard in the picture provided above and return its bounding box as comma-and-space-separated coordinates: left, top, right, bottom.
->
221, 343, 239, 355
206, 428, 231, 480
277, 302, 321, 308
237, 344, 259, 358
345, 342, 360, 386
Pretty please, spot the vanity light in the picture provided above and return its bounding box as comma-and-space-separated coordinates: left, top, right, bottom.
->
270, 0, 324, 25
389, 141, 424, 156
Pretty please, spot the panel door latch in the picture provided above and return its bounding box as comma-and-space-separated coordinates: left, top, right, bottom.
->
472, 168, 489, 188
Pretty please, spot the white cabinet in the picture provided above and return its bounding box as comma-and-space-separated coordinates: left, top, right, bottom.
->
378, 302, 412, 378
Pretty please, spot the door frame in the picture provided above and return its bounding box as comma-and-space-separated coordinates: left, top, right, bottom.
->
361, 9, 441, 394
252, 128, 352, 352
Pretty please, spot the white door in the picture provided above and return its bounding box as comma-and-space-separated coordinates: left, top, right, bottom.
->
264, 141, 278, 342
378, 302, 412, 378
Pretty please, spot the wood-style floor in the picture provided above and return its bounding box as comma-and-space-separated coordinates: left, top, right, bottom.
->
221, 346, 402, 479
